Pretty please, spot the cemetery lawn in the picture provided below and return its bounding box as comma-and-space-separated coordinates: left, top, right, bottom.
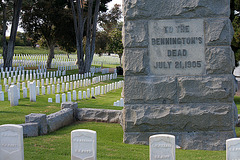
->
0, 46, 69, 55
23, 122, 226, 160
0, 75, 124, 125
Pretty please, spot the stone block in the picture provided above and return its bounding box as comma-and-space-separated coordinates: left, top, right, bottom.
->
123, 48, 149, 76
77, 108, 122, 123
178, 75, 235, 103
47, 108, 74, 133
123, 0, 230, 20
61, 102, 78, 119
20, 123, 38, 137
25, 113, 47, 135
123, 20, 148, 48
123, 130, 235, 150
205, 46, 235, 74
122, 103, 235, 133
124, 76, 177, 104
205, 18, 234, 46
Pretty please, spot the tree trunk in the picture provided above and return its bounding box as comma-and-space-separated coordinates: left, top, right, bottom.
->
2, 3, 7, 64
47, 44, 55, 69
4, 0, 22, 68
84, 0, 93, 73
70, 0, 85, 74
85, 0, 100, 72
119, 55, 122, 67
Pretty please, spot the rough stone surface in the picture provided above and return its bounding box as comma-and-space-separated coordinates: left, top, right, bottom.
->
123, 48, 149, 75
61, 102, 78, 120
123, 0, 230, 20
124, 131, 235, 151
123, 20, 148, 48
20, 123, 38, 137
178, 75, 235, 103
77, 108, 122, 123
205, 47, 235, 74
47, 108, 74, 133
25, 113, 47, 135
205, 18, 234, 46
122, 0, 236, 151
123, 103, 235, 133
124, 76, 177, 104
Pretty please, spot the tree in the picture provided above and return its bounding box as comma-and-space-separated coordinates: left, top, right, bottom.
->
21, 0, 74, 68
107, 28, 123, 66
95, 4, 122, 55
98, 4, 122, 33
70, 0, 111, 74
231, 0, 240, 66
95, 31, 108, 55
0, 0, 22, 68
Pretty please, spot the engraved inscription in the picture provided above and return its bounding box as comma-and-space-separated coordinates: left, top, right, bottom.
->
72, 135, 94, 160
149, 19, 205, 75
151, 140, 174, 160
227, 143, 240, 160
0, 131, 20, 154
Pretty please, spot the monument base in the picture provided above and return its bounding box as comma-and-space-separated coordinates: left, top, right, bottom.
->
124, 131, 236, 151
122, 104, 238, 150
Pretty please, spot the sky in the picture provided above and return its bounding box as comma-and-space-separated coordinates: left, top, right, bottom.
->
107, 0, 122, 9
6, 0, 123, 36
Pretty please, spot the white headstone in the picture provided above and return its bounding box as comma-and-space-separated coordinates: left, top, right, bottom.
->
0, 91, 4, 101
62, 93, 66, 103
73, 90, 76, 101
120, 98, 124, 107
226, 138, 240, 160
91, 88, 94, 97
87, 89, 90, 98
52, 85, 55, 94
78, 91, 82, 100
23, 87, 27, 98
56, 94, 60, 103
42, 86, 45, 95
47, 85, 51, 94
74, 81, 76, 89
149, 134, 175, 160
0, 124, 24, 160
66, 83, 69, 91
36, 86, 40, 95
67, 92, 71, 102
48, 98, 52, 103
83, 91, 86, 99
71, 129, 97, 160
30, 81, 36, 102
101, 86, 104, 95
5, 85, 8, 92
62, 83, 65, 92
57, 84, 60, 93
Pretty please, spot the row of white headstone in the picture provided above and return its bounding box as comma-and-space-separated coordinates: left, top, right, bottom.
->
0, 124, 239, 160
9, 53, 121, 68
48, 80, 124, 104
113, 98, 124, 107
5, 73, 120, 105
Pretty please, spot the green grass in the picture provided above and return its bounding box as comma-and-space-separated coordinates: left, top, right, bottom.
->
0, 46, 69, 55
0, 73, 124, 125
23, 122, 227, 160
0, 62, 238, 159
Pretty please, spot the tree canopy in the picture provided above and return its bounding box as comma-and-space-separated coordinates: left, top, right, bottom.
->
231, 0, 240, 66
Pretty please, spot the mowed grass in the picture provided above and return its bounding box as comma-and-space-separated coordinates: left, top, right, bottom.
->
0, 65, 239, 159
23, 122, 226, 160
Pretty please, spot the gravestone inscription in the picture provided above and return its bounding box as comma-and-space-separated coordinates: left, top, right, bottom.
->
0, 124, 24, 160
150, 134, 175, 160
71, 129, 96, 160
